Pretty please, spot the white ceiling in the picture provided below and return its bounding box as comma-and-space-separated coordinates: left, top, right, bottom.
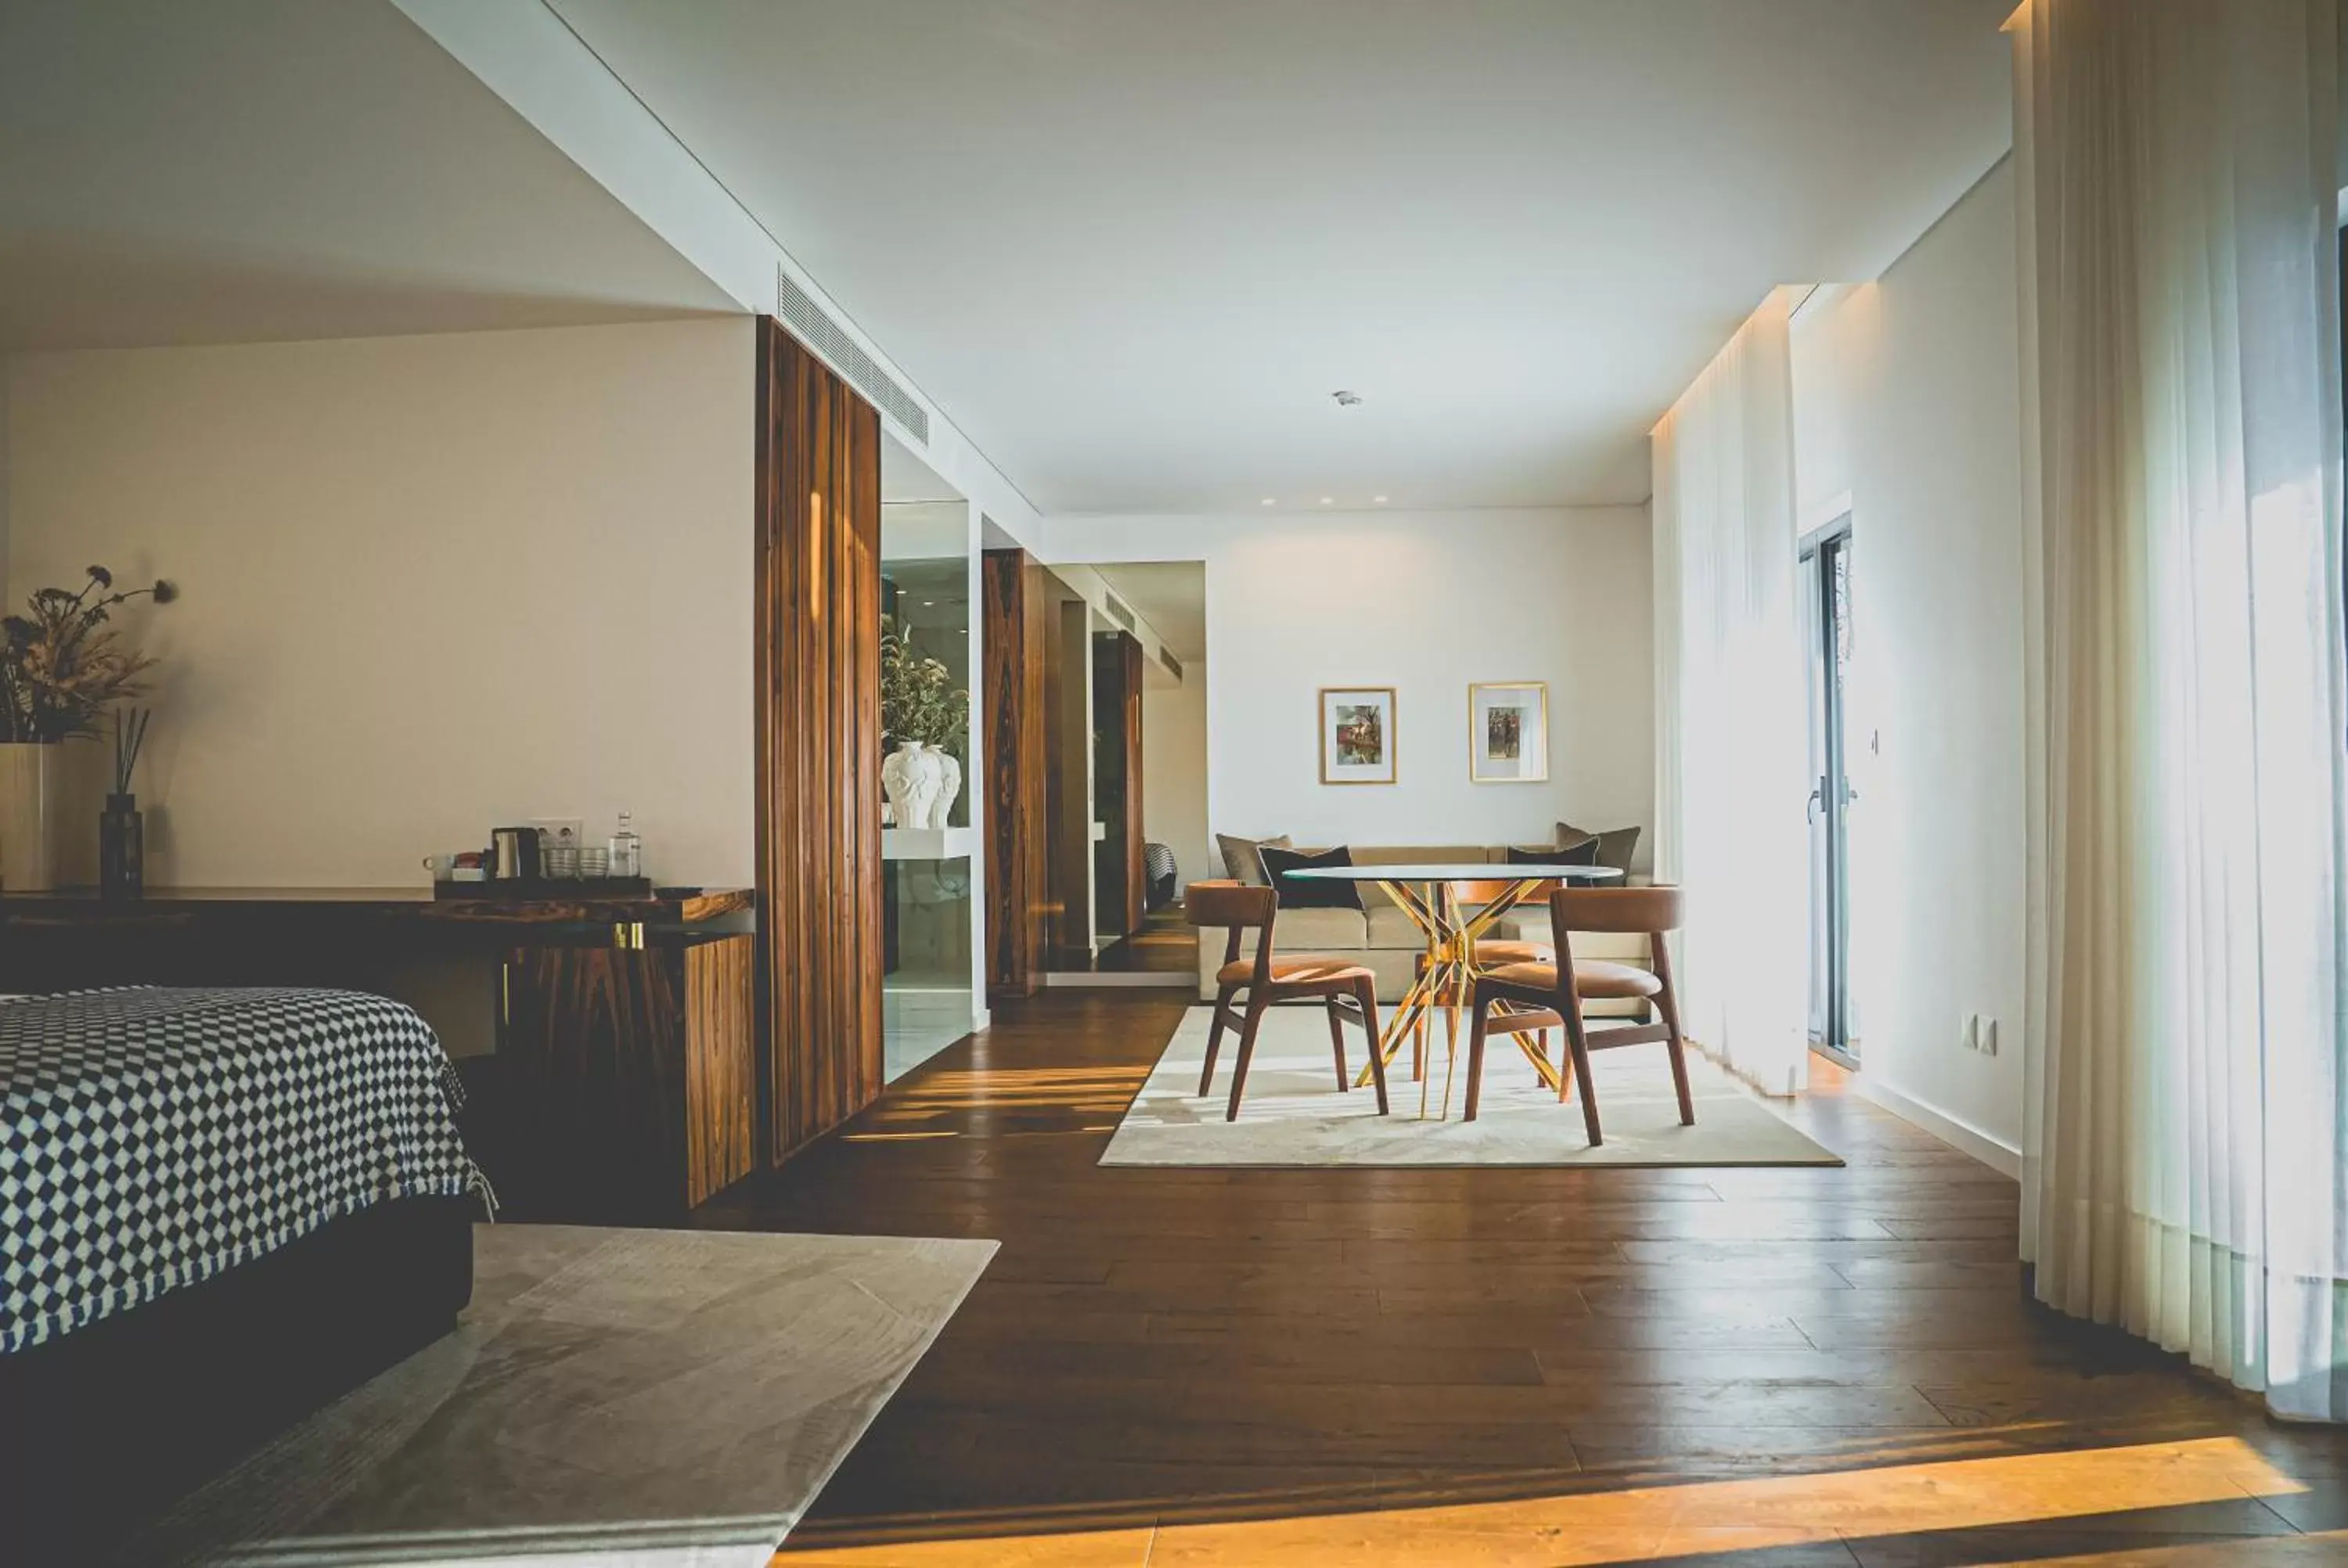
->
549, 0, 2015, 512
0, 0, 736, 352
1094, 562, 1206, 661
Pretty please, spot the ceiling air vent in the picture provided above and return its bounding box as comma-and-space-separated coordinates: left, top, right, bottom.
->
1104, 593, 1136, 631
1159, 649, 1184, 681
776, 266, 930, 446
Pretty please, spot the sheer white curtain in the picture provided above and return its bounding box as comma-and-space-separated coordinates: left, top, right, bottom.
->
1652, 290, 1811, 1097
2014, 0, 2348, 1419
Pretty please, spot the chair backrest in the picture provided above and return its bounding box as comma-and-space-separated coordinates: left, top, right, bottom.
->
1185, 879, 1275, 930
1549, 883, 1683, 935
1185, 879, 1277, 986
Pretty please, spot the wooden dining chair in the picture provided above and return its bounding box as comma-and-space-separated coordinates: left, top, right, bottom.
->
1461, 885, 1691, 1144
1187, 880, 1389, 1122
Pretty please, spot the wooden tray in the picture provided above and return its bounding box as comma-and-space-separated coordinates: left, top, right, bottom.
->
433, 876, 654, 901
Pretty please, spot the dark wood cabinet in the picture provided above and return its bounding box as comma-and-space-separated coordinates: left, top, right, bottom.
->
493, 933, 754, 1219
0, 886, 758, 1220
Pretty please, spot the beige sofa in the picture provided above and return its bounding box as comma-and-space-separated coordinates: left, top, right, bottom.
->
1194, 842, 1651, 1012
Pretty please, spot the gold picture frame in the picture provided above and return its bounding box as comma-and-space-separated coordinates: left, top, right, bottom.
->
1469, 681, 1549, 783
1320, 686, 1396, 785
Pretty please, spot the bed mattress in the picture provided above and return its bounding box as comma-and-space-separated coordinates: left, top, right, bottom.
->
1, 985, 484, 1354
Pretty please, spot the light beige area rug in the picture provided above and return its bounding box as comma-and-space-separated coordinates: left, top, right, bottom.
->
1101, 1005, 1842, 1168
110, 1225, 996, 1568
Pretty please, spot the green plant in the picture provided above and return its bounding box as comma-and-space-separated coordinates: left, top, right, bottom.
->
880, 616, 967, 754
0, 567, 178, 743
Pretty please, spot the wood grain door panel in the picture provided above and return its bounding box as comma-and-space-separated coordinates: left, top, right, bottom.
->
754, 318, 884, 1160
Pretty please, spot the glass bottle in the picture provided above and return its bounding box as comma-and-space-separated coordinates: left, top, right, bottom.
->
608, 811, 642, 879
99, 793, 144, 898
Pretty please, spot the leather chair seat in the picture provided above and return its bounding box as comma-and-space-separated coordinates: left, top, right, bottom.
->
1485, 958, 1663, 999
1470, 938, 1554, 967
1219, 955, 1377, 987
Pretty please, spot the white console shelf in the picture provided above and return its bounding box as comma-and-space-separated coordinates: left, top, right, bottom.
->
882, 826, 978, 861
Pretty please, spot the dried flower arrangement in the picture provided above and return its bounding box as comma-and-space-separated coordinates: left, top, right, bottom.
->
0, 566, 179, 744
880, 615, 967, 754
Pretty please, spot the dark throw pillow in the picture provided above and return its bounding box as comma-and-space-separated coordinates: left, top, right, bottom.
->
1512, 840, 1600, 868
1259, 844, 1363, 911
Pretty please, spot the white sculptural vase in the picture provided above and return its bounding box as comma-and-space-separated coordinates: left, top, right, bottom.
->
931, 749, 961, 829
881, 740, 945, 832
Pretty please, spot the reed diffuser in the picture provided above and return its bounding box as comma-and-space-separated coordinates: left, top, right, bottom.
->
99, 707, 149, 898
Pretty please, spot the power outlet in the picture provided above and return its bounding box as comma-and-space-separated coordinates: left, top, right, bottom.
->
530, 818, 584, 853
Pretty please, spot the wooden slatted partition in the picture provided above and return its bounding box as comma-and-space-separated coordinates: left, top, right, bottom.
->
1113, 631, 1147, 937
1087, 628, 1148, 941
754, 318, 884, 1160
982, 548, 1050, 997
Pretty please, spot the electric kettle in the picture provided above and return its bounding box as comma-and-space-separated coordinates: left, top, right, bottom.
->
489, 826, 542, 882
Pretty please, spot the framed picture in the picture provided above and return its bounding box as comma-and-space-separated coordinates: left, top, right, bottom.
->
1469, 682, 1549, 783
1319, 687, 1396, 785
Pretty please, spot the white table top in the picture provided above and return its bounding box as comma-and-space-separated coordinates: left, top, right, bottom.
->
1281, 863, 1622, 883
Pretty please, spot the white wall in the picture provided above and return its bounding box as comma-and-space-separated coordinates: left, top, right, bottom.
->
1044, 508, 1653, 854
1792, 156, 2028, 1163
1142, 665, 1210, 891
4, 318, 755, 888
0, 365, 9, 610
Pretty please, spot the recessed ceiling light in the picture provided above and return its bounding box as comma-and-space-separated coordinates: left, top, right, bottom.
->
1374, 494, 1388, 504
1260, 497, 1277, 506
1320, 497, 1334, 505
921, 600, 936, 606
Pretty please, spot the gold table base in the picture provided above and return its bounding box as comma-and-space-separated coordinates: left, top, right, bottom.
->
1356, 876, 1563, 1118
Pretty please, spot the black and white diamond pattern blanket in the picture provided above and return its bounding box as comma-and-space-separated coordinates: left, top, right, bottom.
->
0, 987, 483, 1354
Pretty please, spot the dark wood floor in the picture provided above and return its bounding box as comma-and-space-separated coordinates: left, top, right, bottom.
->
700, 991, 2348, 1566
1062, 907, 1200, 976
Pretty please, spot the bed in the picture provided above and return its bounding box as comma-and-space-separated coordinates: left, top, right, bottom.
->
0, 986, 486, 1548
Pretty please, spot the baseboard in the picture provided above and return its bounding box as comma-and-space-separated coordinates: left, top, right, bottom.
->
1849, 1074, 2022, 1178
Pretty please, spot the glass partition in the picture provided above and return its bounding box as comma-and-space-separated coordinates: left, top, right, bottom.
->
880, 506, 976, 1081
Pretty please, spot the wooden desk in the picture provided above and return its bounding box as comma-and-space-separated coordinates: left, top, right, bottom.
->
0, 886, 761, 1217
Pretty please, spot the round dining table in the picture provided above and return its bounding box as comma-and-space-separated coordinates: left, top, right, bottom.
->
1283, 861, 1623, 1118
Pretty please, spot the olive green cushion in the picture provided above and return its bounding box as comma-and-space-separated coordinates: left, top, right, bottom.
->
1556, 821, 1642, 872
1215, 832, 1291, 886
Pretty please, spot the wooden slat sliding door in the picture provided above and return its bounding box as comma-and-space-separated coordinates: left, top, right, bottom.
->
754, 318, 884, 1160
1113, 631, 1147, 936
1087, 628, 1147, 941
982, 548, 1050, 998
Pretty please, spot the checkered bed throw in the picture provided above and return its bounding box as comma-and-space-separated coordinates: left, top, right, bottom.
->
0, 987, 484, 1354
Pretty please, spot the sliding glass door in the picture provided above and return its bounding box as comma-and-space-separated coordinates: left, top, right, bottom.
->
1801, 520, 1856, 1063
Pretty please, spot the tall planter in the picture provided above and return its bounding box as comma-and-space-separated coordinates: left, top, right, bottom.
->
0, 743, 59, 892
